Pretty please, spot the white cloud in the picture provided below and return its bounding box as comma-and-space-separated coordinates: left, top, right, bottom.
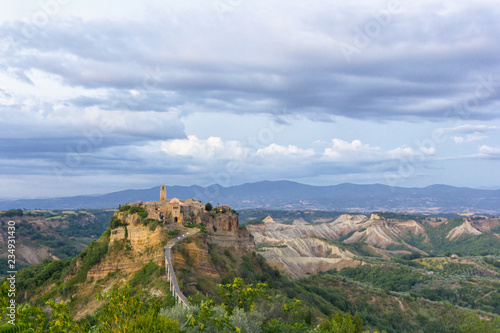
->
161, 135, 247, 160
256, 143, 315, 158
452, 133, 488, 143
161, 136, 431, 171
437, 124, 498, 144
322, 139, 415, 162
419, 146, 436, 155
478, 145, 500, 158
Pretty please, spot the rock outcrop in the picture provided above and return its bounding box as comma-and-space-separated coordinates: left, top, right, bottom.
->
344, 223, 398, 248
253, 235, 357, 278
247, 213, 437, 277
447, 220, 482, 240
248, 216, 364, 278
201, 211, 255, 251
173, 239, 221, 278
87, 223, 165, 280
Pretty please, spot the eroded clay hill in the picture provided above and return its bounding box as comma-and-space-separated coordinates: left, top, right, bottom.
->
246, 214, 500, 277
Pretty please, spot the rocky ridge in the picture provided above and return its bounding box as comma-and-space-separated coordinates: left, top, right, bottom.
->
447, 220, 482, 240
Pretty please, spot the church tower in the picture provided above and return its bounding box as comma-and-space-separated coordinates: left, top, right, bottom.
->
160, 184, 167, 202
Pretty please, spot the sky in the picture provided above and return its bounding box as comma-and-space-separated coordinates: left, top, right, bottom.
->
1, 0, 500, 199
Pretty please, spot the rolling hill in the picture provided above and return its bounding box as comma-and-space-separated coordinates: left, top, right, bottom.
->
1, 181, 500, 213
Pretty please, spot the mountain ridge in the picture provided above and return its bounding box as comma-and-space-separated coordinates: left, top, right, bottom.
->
1, 181, 499, 213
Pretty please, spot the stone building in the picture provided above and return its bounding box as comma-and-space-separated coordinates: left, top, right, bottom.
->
143, 185, 205, 224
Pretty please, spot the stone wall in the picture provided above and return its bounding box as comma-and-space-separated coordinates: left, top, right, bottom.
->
200, 212, 255, 251
201, 211, 239, 233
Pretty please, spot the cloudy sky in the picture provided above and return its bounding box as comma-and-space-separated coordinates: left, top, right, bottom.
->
1, 0, 500, 199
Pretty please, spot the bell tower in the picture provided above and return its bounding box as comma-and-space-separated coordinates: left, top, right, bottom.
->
160, 184, 167, 202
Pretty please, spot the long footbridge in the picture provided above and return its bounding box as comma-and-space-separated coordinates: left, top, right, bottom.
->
164, 228, 199, 308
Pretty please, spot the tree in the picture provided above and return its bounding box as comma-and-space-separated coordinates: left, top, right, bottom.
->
217, 278, 267, 315
460, 312, 500, 333
318, 311, 364, 333
96, 284, 181, 332
205, 202, 213, 212
45, 300, 80, 333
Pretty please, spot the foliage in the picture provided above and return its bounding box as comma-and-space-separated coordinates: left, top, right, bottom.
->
96, 284, 181, 332
68, 231, 109, 285
336, 265, 429, 292
118, 205, 130, 212
205, 203, 213, 212
217, 278, 267, 314
172, 279, 269, 332
242, 217, 264, 226
15, 259, 72, 301
168, 229, 181, 238
109, 216, 126, 229
56, 210, 112, 238
317, 311, 364, 333
0, 299, 79, 332
45, 300, 81, 332
223, 249, 235, 262
0, 323, 35, 332
142, 218, 160, 231
129, 262, 161, 288
372, 211, 423, 222
460, 312, 500, 333
117, 205, 148, 219
186, 300, 233, 332
0, 209, 23, 217
484, 257, 500, 269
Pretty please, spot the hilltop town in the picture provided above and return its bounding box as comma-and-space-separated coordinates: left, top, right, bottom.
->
126, 184, 236, 228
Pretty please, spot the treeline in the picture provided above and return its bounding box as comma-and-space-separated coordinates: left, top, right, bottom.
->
0, 209, 24, 217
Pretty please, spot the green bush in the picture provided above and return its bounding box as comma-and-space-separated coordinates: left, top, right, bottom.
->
168, 229, 181, 237
142, 218, 160, 231
129, 262, 160, 288
69, 233, 110, 284
109, 216, 125, 229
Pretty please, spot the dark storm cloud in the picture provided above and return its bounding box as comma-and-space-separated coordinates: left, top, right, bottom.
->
2, 1, 499, 122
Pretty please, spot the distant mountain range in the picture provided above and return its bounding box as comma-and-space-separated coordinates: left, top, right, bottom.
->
1, 181, 500, 213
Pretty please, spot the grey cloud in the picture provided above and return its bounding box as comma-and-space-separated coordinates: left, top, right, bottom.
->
1, 1, 499, 121
437, 124, 499, 136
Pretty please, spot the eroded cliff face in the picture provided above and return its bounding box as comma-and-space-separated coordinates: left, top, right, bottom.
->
173, 237, 221, 278
87, 223, 166, 280
201, 212, 255, 251
201, 211, 239, 232
246, 214, 437, 277
447, 220, 483, 240
248, 219, 359, 278
255, 236, 358, 278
